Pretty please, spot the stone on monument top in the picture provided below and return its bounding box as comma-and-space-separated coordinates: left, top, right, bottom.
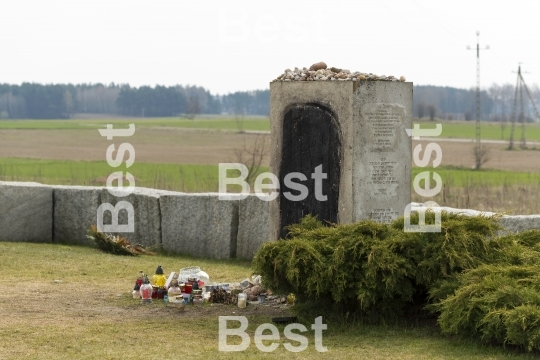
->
273, 62, 406, 82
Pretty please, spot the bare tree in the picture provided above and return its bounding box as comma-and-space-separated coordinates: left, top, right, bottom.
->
75, 85, 120, 114
63, 90, 74, 118
0, 94, 8, 118
497, 114, 508, 140
416, 102, 426, 119
427, 104, 437, 121
233, 97, 247, 133
474, 144, 490, 170
232, 134, 268, 187
183, 85, 208, 118
234, 111, 245, 133
185, 96, 201, 119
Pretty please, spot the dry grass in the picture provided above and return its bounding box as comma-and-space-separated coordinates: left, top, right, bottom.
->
0, 128, 271, 166
412, 183, 540, 214
0, 242, 538, 359
412, 139, 540, 214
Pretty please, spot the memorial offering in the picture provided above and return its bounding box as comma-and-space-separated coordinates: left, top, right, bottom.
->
130, 271, 289, 309
272, 62, 406, 82
140, 275, 153, 304
86, 225, 156, 256
132, 270, 144, 299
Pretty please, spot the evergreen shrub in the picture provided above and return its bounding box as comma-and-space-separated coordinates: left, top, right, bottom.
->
252, 213, 540, 351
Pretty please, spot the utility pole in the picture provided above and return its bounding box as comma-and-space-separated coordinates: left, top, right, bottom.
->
467, 31, 489, 169
509, 68, 520, 150
508, 64, 540, 149
519, 69, 525, 149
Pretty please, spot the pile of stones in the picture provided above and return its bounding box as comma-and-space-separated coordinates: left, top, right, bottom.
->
209, 288, 238, 305
272, 61, 406, 82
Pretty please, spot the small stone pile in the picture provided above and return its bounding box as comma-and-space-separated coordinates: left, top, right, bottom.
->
272, 61, 406, 82
209, 288, 238, 305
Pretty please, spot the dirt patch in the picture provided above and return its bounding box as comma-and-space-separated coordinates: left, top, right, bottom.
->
2, 127, 539, 172
0, 281, 293, 328
414, 139, 540, 172
0, 128, 270, 166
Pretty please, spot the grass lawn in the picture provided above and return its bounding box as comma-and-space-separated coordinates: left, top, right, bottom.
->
0, 241, 537, 359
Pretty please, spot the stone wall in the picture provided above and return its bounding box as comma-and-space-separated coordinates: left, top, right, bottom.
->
0, 182, 53, 243
0, 181, 271, 259
1, 182, 539, 259
411, 203, 540, 234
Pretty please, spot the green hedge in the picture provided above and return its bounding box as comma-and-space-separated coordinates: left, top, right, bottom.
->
252, 213, 540, 351
432, 231, 540, 351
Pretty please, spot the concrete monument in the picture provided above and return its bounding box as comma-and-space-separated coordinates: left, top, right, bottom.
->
270, 79, 412, 239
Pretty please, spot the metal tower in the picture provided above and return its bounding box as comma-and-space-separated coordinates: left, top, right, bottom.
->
508, 64, 540, 150
467, 31, 489, 169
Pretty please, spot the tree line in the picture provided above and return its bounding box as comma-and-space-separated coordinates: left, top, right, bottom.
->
414, 84, 540, 122
0, 82, 538, 121
0, 83, 270, 119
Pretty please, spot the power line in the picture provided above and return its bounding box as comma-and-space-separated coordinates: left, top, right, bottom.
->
467, 31, 489, 169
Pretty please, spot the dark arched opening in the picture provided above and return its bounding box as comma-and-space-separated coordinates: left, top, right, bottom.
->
279, 103, 341, 238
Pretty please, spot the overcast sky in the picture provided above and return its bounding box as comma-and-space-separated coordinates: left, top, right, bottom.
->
2, 0, 540, 94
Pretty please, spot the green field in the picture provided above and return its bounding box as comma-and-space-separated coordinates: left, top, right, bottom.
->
0, 117, 271, 131
412, 166, 540, 187
2, 157, 539, 192
416, 119, 540, 141
0, 158, 267, 192
2, 117, 540, 142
